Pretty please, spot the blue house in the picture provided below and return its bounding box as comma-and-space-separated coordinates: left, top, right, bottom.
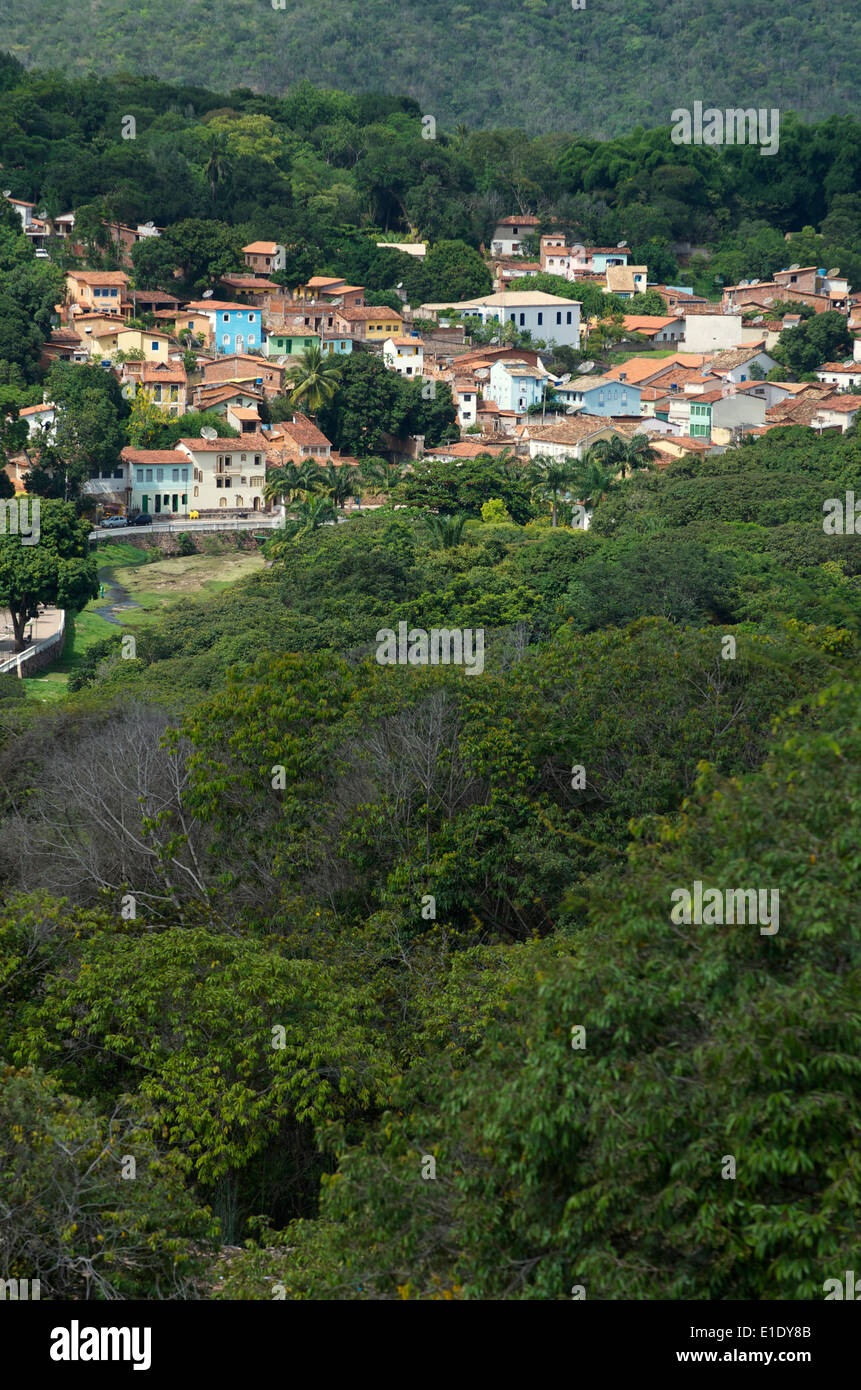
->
189, 300, 263, 356
572, 374, 642, 418
487, 358, 547, 413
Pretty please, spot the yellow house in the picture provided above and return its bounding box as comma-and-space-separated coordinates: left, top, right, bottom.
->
65, 270, 129, 314
89, 327, 171, 363
336, 306, 403, 341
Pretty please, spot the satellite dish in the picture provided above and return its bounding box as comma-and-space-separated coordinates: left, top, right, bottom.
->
2, 189, 10, 198
579, 360, 596, 373
571, 243, 585, 257
200, 426, 217, 440
617, 241, 628, 248
566, 407, 578, 415
788, 263, 800, 271
827, 267, 840, 278
558, 373, 571, 384
202, 289, 213, 299
145, 220, 155, 228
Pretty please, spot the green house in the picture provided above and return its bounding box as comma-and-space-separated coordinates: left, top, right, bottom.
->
689, 399, 712, 440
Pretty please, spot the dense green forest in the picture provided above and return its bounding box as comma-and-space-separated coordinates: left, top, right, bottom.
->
1, 428, 859, 1298
2, 53, 861, 309
0, 0, 859, 135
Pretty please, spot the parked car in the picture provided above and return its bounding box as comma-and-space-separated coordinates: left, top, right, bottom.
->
100, 515, 128, 529
128, 513, 153, 527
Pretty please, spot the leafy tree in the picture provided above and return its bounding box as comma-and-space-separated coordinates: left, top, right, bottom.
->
127, 388, 172, 448
0, 499, 98, 649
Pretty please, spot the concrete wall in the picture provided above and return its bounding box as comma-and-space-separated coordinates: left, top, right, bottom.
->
683, 314, 743, 352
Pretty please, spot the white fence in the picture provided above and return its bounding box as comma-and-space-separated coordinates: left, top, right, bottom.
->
0, 610, 66, 677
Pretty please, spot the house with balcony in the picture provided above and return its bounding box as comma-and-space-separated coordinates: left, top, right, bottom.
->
185, 301, 262, 355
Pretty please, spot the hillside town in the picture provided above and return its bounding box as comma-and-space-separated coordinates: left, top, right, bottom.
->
5, 199, 860, 529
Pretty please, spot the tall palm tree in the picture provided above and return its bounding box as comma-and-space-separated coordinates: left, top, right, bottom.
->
204, 135, 232, 203
587, 433, 656, 479
316, 459, 359, 512
528, 452, 578, 527
263, 458, 305, 506
286, 344, 342, 417
267, 496, 336, 556
571, 458, 617, 512
358, 455, 406, 498
422, 512, 469, 550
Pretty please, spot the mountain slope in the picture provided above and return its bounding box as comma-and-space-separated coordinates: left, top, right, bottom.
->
0, 0, 858, 135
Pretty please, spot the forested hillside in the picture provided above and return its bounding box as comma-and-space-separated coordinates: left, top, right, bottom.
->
2, 55, 861, 307
1, 430, 859, 1298
0, 0, 858, 135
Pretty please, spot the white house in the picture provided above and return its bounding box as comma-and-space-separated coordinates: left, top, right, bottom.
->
420, 291, 581, 348
453, 376, 477, 427
708, 346, 778, 384
383, 335, 424, 377
18, 402, 57, 437
811, 397, 861, 434
816, 362, 861, 389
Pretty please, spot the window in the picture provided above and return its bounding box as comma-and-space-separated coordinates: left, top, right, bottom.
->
250, 475, 264, 487
254, 455, 261, 466
193, 486, 199, 497
219, 497, 227, 508
181, 494, 187, 507
248, 313, 254, 321
225, 477, 231, 487
510, 314, 516, 323
556, 312, 561, 324
136, 468, 143, 483
151, 342, 159, 351
223, 314, 229, 323
519, 314, 525, 326
537, 312, 543, 326
222, 335, 229, 345
145, 468, 153, 482
216, 478, 222, 488
566, 312, 572, 324
163, 495, 170, 505
156, 468, 163, 482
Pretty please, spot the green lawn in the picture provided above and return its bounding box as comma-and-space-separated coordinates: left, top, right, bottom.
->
23, 548, 264, 701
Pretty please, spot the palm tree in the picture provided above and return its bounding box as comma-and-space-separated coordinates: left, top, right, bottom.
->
267, 495, 336, 556
316, 459, 359, 512
587, 433, 657, 479
204, 136, 232, 203
422, 512, 469, 550
263, 458, 304, 507
358, 455, 406, 498
286, 344, 342, 417
528, 452, 577, 527
571, 458, 617, 512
